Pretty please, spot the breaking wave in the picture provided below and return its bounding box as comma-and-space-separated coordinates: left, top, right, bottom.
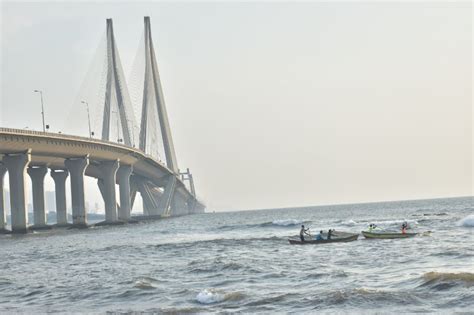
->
196, 289, 244, 304
457, 214, 474, 227
133, 277, 159, 290
422, 272, 474, 285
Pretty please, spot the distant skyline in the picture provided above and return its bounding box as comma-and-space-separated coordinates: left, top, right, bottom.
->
1, 1, 472, 211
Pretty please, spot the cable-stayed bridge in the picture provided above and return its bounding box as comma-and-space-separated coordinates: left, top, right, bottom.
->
0, 17, 205, 234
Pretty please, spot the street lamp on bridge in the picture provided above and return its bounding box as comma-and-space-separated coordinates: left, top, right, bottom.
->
33, 89, 46, 132
81, 100, 93, 138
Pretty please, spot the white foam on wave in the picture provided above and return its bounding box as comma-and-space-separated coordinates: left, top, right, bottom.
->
272, 219, 303, 226
195, 289, 243, 304
196, 289, 226, 304
342, 219, 357, 226
457, 214, 474, 227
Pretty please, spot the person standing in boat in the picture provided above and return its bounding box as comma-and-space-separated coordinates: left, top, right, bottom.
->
327, 229, 333, 240
300, 225, 310, 242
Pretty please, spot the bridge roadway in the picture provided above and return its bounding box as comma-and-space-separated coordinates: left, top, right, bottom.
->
0, 128, 204, 233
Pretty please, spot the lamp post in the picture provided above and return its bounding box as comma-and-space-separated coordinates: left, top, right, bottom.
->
33, 90, 46, 132
81, 100, 92, 138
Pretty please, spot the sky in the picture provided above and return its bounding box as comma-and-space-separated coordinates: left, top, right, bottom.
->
0, 1, 472, 211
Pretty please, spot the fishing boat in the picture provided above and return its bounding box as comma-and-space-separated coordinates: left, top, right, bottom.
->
288, 232, 358, 245
361, 231, 417, 239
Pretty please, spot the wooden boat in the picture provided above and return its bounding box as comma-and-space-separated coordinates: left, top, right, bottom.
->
288, 232, 358, 245
361, 231, 417, 239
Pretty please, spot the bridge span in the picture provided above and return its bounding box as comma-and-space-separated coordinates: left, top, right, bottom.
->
0, 128, 204, 233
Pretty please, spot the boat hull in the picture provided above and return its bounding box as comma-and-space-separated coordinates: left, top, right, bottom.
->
361, 231, 417, 239
288, 233, 358, 245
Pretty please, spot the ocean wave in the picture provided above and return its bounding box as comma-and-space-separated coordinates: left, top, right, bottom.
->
155, 307, 206, 314
217, 219, 307, 231
271, 219, 304, 226
308, 287, 422, 307
195, 289, 244, 304
134, 280, 155, 290
0, 278, 12, 286
422, 272, 474, 285
457, 214, 474, 227
341, 219, 358, 226
244, 292, 299, 307
133, 277, 159, 290
188, 257, 261, 274
115, 306, 205, 314
151, 236, 282, 251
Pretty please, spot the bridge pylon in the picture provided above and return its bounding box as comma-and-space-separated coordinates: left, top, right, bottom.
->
139, 16, 179, 173
102, 18, 134, 147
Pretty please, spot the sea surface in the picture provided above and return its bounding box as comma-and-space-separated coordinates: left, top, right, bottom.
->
0, 197, 473, 314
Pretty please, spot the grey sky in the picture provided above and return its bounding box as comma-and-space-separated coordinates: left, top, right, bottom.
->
1, 1, 472, 211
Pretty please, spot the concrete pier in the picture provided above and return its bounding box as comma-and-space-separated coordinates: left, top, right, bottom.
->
27, 166, 48, 228
158, 176, 177, 216
3, 151, 31, 233
50, 169, 69, 226
0, 164, 7, 232
100, 160, 119, 223
117, 165, 132, 221
65, 156, 89, 227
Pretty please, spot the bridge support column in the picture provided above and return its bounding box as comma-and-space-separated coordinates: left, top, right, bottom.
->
117, 165, 132, 221
130, 188, 137, 211
65, 156, 89, 227
187, 197, 196, 214
100, 160, 119, 223
50, 169, 69, 226
0, 164, 7, 232
172, 194, 187, 216
159, 176, 177, 217
27, 166, 48, 228
135, 178, 161, 216
3, 151, 31, 233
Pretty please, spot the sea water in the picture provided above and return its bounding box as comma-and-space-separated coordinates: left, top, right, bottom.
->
0, 197, 472, 313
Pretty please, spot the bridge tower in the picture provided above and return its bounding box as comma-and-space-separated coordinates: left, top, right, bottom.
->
102, 18, 133, 146
139, 16, 178, 173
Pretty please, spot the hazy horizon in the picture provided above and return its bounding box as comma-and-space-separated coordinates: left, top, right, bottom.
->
1, 1, 472, 211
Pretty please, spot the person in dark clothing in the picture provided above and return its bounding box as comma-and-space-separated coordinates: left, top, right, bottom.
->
401, 222, 408, 234
316, 230, 324, 240
327, 229, 333, 240
299, 225, 310, 242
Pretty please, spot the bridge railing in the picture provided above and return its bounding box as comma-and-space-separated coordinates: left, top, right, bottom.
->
0, 127, 129, 148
